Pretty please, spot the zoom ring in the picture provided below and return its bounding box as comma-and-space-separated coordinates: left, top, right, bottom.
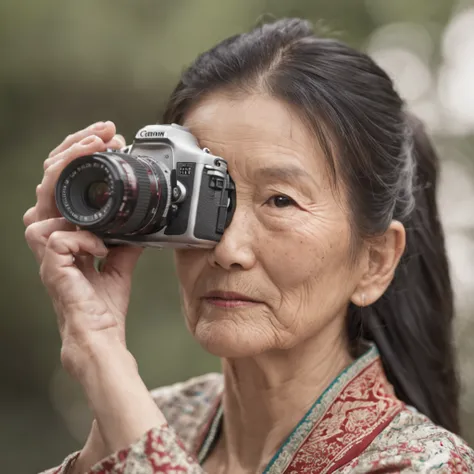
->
118, 156, 152, 234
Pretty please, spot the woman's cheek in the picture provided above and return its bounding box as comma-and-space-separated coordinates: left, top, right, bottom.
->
174, 250, 206, 300
178, 283, 201, 333
265, 216, 348, 289
264, 235, 322, 287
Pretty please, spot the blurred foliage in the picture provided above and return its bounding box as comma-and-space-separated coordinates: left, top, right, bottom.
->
1, 0, 473, 472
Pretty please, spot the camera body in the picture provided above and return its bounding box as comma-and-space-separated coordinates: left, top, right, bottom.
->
55, 124, 235, 249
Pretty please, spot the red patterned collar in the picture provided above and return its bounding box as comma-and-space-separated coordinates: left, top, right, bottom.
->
196, 345, 404, 473
265, 344, 404, 473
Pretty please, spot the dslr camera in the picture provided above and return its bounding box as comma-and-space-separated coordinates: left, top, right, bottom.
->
55, 124, 235, 248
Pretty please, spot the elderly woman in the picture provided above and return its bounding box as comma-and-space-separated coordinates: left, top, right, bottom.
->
25, 18, 473, 473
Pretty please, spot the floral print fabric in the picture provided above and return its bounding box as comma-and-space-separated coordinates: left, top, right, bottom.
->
40, 347, 474, 473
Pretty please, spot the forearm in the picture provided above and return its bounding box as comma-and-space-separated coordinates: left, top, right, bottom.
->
69, 420, 107, 474
79, 339, 167, 454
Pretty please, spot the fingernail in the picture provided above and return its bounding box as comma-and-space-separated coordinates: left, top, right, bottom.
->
81, 136, 97, 146
92, 121, 106, 131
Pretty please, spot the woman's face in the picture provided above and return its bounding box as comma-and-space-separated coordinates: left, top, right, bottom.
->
174, 92, 363, 358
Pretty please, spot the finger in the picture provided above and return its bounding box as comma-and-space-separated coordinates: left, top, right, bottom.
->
23, 184, 43, 227
44, 122, 116, 170
25, 217, 76, 263
23, 206, 37, 227
104, 134, 126, 150
45, 133, 126, 172
101, 245, 144, 280
40, 231, 113, 335
37, 135, 107, 221
48, 121, 116, 159
40, 230, 108, 292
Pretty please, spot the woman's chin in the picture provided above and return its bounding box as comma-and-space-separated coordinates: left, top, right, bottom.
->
193, 320, 269, 358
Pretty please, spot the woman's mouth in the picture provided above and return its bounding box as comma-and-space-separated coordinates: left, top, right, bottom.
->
202, 291, 261, 308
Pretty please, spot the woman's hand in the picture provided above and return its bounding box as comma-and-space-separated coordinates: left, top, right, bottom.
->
23, 121, 143, 381
26, 122, 165, 466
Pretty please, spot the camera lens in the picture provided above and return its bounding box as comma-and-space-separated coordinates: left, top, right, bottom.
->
85, 181, 110, 210
55, 152, 171, 235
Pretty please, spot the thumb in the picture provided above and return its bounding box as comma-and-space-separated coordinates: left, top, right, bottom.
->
101, 245, 144, 279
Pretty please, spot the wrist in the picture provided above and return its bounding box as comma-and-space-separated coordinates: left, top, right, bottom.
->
77, 334, 138, 387
76, 338, 166, 454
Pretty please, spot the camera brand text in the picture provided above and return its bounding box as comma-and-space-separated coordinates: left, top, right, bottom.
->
140, 130, 165, 138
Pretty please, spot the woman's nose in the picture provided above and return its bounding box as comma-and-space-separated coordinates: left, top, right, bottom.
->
208, 209, 257, 271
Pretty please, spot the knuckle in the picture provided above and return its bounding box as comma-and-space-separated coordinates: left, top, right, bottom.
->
23, 207, 35, 227
42, 166, 54, 181
25, 221, 48, 248
85, 134, 100, 145
114, 134, 126, 146
44, 156, 62, 175
36, 182, 46, 197
48, 229, 62, 242
43, 158, 52, 170
62, 143, 79, 158
47, 230, 64, 249
24, 224, 36, 244
72, 141, 86, 153
48, 130, 83, 158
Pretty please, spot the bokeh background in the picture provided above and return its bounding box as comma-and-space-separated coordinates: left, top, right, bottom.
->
1, 0, 474, 472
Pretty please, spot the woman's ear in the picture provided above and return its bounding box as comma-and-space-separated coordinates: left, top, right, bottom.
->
350, 220, 406, 307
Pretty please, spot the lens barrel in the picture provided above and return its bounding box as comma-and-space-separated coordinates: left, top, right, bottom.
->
55, 152, 170, 235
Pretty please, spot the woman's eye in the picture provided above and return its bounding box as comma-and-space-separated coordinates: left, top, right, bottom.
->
267, 195, 296, 208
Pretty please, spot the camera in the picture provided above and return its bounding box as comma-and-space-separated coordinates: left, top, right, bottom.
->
55, 124, 235, 248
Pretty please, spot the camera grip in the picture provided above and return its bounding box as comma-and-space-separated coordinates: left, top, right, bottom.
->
194, 171, 226, 242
